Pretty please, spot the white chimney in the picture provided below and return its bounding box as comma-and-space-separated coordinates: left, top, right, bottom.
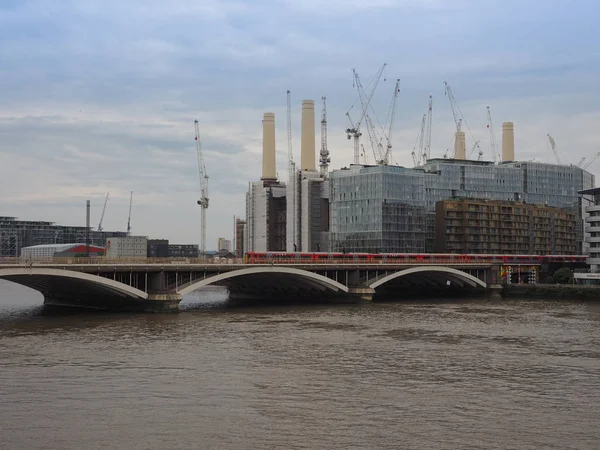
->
261, 112, 276, 180
502, 122, 515, 162
454, 131, 466, 160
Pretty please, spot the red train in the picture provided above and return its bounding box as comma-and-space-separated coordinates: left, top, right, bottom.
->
244, 251, 587, 265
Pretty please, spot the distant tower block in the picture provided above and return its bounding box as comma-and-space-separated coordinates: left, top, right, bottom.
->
261, 112, 277, 180
502, 122, 515, 162
301, 100, 316, 171
454, 131, 466, 160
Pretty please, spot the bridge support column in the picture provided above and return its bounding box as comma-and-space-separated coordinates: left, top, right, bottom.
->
347, 287, 376, 302
144, 292, 183, 313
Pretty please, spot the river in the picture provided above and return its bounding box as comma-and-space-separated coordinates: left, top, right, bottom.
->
1, 279, 599, 449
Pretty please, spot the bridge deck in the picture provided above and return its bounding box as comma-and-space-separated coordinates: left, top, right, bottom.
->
0, 262, 503, 272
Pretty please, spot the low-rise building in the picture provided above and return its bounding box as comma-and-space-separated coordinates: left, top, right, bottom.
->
168, 244, 199, 258
21, 243, 105, 260
105, 236, 148, 258
435, 198, 578, 255
217, 237, 232, 252
147, 239, 169, 258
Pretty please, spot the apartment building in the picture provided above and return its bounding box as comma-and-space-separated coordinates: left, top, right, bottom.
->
435, 199, 577, 255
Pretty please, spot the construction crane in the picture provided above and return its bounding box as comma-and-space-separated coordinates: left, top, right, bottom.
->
355, 67, 390, 164
287, 90, 297, 251
444, 81, 479, 159
583, 152, 600, 170
547, 134, 561, 164
378, 79, 400, 165
346, 63, 387, 164
444, 81, 462, 133
97, 193, 109, 232
486, 106, 499, 163
126, 191, 133, 236
319, 95, 330, 177
423, 95, 433, 163
576, 157, 586, 167
469, 141, 482, 160
472, 141, 483, 161
412, 114, 427, 166
194, 119, 209, 258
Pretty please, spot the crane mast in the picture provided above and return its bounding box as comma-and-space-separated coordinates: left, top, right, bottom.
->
319, 95, 330, 177
287, 90, 297, 251
194, 119, 209, 258
444, 81, 481, 160
381, 79, 400, 165
547, 134, 561, 164
444, 81, 461, 132
412, 114, 426, 166
424, 95, 433, 163
97, 193, 109, 232
126, 191, 133, 236
486, 106, 499, 163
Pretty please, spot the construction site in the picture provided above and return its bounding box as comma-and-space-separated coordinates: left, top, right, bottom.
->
241, 64, 596, 255
2, 65, 596, 258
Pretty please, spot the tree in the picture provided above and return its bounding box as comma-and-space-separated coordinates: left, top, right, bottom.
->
553, 268, 573, 284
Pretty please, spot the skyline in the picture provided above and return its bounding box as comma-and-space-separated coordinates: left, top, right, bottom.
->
1, 0, 599, 246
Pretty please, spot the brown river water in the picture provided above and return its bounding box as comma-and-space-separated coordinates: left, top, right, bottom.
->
1, 279, 599, 450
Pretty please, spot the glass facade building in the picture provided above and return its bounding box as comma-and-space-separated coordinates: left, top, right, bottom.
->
0, 216, 127, 257
330, 159, 594, 254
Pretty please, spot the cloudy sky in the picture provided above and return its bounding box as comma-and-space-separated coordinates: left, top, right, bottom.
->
1, 0, 599, 249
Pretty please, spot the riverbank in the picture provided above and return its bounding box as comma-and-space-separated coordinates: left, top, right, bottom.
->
503, 284, 600, 300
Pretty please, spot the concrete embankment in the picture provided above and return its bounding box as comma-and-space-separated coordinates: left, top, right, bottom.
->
503, 284, 600, 300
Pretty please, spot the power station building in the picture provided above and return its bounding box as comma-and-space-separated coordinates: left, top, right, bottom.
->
244, 103, 594, 256
245, 100, 330, 253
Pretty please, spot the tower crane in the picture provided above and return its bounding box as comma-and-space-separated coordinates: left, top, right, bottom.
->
583, 152, 600, 170
472, 141, 483, 160
412, 114, 426, 166
444, 81, 462, 133
126, 191, 133, 236
194, 119, 209, 258
379, 79, 400, 165
287, 90, 297, 251
319, 95, 330, 177
486, 106, 500, 163
346, 63, 387, 164
424, 95, 433, 163
547, 134, 561, 164
576, 157, 586, 167
97, 193, 109, 232
444, 81, 479, 159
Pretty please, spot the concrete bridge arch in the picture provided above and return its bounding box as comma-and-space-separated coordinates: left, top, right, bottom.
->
0, 267, 149, 299
178, 266, 349, 296
369, 266, 487, 290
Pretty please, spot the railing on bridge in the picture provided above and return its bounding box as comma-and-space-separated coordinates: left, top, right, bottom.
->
0, 253, 584, 266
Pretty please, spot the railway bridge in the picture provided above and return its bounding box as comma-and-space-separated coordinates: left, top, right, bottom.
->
0, 258, 518, 312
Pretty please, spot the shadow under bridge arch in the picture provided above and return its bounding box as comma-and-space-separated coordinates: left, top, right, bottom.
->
178, 266, 349, 298
0, 267, 149, 309
369, 266, 487, 296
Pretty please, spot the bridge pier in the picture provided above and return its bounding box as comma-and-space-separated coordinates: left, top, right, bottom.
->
347, 287, 376, 302
144, 292, 182, 313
